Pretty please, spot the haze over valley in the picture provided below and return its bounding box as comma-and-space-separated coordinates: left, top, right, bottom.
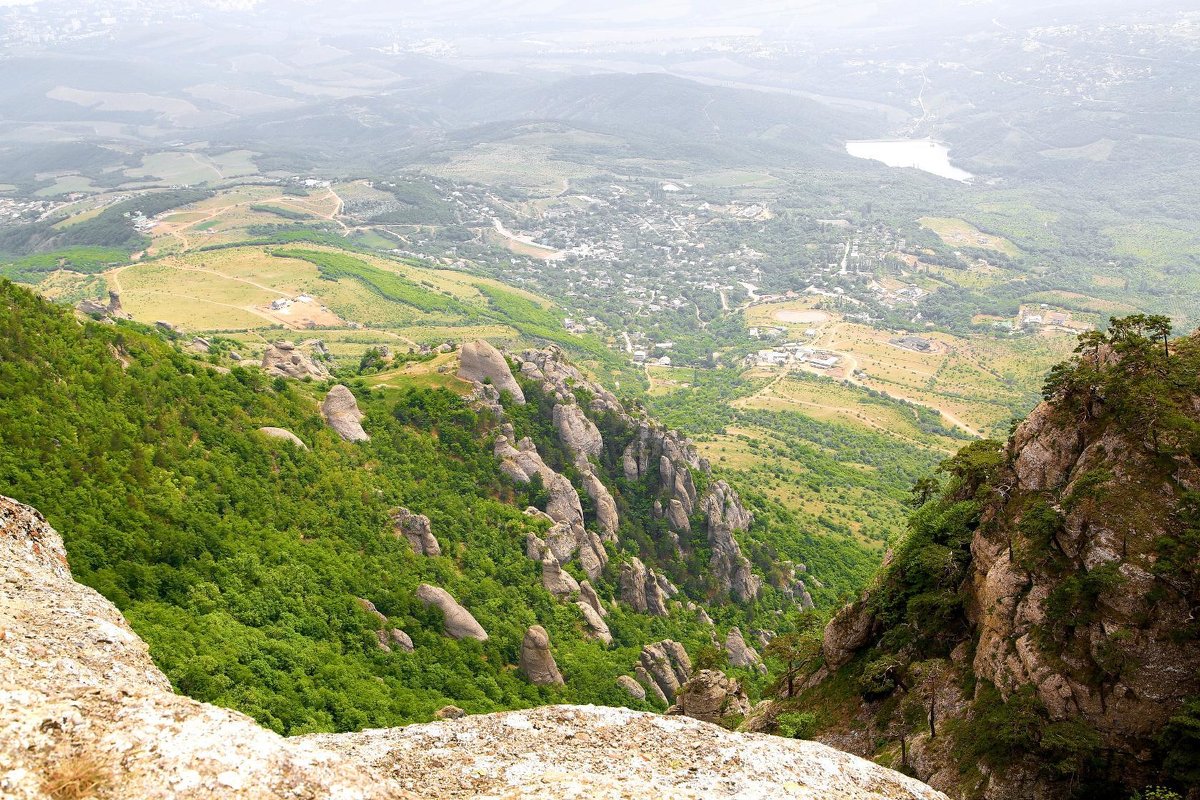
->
2, 2, 1200, 799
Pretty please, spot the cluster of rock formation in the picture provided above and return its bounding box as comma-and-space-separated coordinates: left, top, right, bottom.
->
390, 507, 440, 557
466, 342, 773, 609
261, 340, 330, 380
2, 495, 946, 800
77, 290, 131, 322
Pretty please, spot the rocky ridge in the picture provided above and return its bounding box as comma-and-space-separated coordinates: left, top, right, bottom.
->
305, 705, 947, 800
800, 334, 1200, 799
468, 342, 774, 615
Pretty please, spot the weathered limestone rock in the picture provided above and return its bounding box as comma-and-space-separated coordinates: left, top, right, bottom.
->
541, 555, 580, 598
321, 384, 370, 442
389, 629, 414, 653
619, 557, 669, 616
724, 627, 766, 674
261, 340, 330, 380
519, 625, 565, 686
0, 495, 402, 800
257, 426, 308, 450
575, 600, 612, 646
701, 480, 761, 602
457, 340, 524, 403
553, 402, 603, 463
822, 598, 878, 670
305, 705, 947, 800
579, 580, 606, 617
638, 640, 692, 702
581, 470, 619, 539
617, 675, 646, 701
415, 584, 488, 641
390, 507, 440, 557
666, 497, 690, 532
78, 290, 130, 321
668, 669, 751, 724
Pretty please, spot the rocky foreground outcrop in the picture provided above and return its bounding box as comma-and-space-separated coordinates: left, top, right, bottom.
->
304, 705, 947, 800
0, 495, 943, 800
0, 495, 402, 800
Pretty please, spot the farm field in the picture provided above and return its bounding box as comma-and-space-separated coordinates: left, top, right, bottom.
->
918, 216, 1021, 258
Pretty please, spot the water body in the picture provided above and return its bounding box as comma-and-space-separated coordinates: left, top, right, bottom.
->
845, 138, 974, 182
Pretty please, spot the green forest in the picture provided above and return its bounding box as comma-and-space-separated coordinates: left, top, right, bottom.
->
0, 279, 809, 734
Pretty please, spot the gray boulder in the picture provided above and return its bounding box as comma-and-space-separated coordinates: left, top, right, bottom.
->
576, 600, 613, 646
581, 471, 619, 539
667, 669, 750, 724
542, 555, 580, 598
322, 385, 370, 442
519, 625, 564, 686
389, 629, 414, 652
458, 340, 524, 403
579, 580, 606, 617
257, 426, 309, 451
666, 498, 690, 532
416, 584, 488, 641
617, 675, 646, 701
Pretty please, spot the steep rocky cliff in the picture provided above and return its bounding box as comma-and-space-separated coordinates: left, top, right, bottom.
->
0, 494, 944, 800
792, 323, 1200, 799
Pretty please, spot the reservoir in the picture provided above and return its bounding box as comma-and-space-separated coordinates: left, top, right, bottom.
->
845, 138, 974, 182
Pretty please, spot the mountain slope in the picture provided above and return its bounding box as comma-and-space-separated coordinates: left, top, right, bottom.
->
0, 279, 816, 735
782, 319, 1200, 799
0, 491, 946, 799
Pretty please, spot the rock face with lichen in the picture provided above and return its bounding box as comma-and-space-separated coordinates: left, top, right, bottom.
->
303, 705, 948, 800
802, 337, 1200, 800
